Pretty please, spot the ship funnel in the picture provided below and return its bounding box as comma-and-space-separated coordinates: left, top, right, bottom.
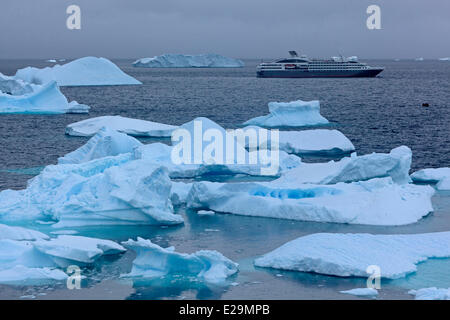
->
288, 51, 298, 57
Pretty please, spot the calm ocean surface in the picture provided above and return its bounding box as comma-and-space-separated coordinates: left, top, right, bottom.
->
0, 59, 449, 299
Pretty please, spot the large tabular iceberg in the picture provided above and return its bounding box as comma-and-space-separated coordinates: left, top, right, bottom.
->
14, 57, 141, 86
411, 167, 450, 191
409, 287, 450, 300
273, 146, 412, 185
0, 80, 89, 114
122, 238, 238, 283
0, 156, 183, 227
254, 232, 450, 279
187, 177, 434, 225
58, 127, 143, 164
66, 115, 177, 137
133, 54, 244, 68
243, 100, 329, 128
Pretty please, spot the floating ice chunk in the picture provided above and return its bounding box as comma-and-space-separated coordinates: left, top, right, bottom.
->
411, 168, 450, 190
0, 265, 68, 285
409, 287, 450, 300
33, 235, 126, 266
122, 237, 238, 283
340, 288, 378, 297
0, 81, 89, 114
133, 54, 244, 68
46, 59, 57, 63
0, 156, 182, 226
274, 146, 412, 185
66, 115, 177, 137
187, 177, 434, 225
246, 127, 355, 156
0, 235, 124, 284
58, 127, 142, 164
439, 57, 450, 61
0, 224, 49, 241
254, 232, 450, 279
243, 100, 329, 128
15, 57, 141, 86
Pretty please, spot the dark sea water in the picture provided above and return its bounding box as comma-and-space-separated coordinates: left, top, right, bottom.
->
0, 59, 449, 300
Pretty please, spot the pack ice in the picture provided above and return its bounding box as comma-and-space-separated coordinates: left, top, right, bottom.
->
243, 100, 329, 128
14, 57, 142, 86
254, 232, 450, 279
187, 177, 434, 225
273, 146, 412, 185
122, 238, 238, 283
66, 115, 177, 137
0, 156, 182, 227
411, 167, 450, 191
133, 54, 244, 68
0, 78, 89, 114
409, 287, 450, 300
0, 226, 125, 284
244, 126, 355, 156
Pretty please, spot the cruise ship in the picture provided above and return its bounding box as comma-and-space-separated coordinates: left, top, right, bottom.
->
256, 51, 384, 78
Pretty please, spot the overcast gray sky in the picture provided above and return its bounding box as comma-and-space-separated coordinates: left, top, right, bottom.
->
0, 0, 449, 59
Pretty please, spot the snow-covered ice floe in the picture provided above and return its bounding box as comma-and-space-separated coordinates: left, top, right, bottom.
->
58, 127, 143, 164
14, 57, 141, 86
273, 146, 412, 185
133, 54, 244, 68
254, 232, 450, 279
408, 287, 450, 300
340, 288, 378, 297
187, 177, 434, 225
0, 228, 125, 284
66, 115, 177, 137
0, 80, 89, 114
243, 100, 329, 128
411, 167, 450, 191
0, 157, 182, 227
244, 126, 355, 156
122, 238, 238, 283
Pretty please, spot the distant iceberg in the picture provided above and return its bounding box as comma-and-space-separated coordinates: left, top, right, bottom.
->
187, 177, 434, 225
15, 57, 142, 86
243, 100, 329, 128
133, 54, 244, 68
273, 146, 412, 185
66, 115, 177, 137
122, 237, 238, 283
58, 127, 142, 164
409, 287, 450, 300
411, 167, 450, 190
254, 232, 450, 279
0, 80, 89, 114
438, 57, 450, 61
244, 126, 355, 156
